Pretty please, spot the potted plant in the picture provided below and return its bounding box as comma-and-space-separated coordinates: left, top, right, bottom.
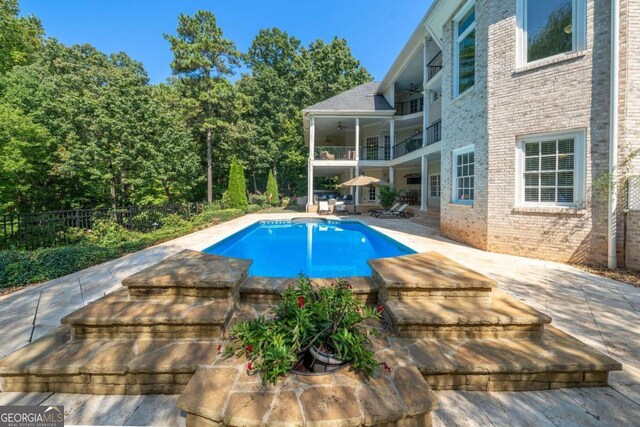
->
379, 185, 398, 209
224, 277, 383, 384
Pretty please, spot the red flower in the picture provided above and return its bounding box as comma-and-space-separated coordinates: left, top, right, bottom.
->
247, 361, 253, 372
246, 345, 253, 354
383, 362, 392, 373
216, 344, 222, 354
376, 305, 384, 314
297, 296, 305, 308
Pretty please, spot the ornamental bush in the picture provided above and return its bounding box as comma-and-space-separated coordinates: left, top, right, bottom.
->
227, 157, 248, 210
378, 186, 397, 208
265, 169, 279, 206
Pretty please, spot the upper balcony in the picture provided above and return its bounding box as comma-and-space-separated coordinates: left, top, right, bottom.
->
426, 51, 442, 83
392, 119, 442, 160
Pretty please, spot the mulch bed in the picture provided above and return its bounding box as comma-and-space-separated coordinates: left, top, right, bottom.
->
572, 264, 640, 288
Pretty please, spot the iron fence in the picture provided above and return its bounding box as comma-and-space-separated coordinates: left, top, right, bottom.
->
0, 203, 204, 251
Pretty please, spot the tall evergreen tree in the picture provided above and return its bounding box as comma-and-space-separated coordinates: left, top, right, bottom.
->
227, 156, 248, 210
165, 11, 241, 203
265, 169, 279, 206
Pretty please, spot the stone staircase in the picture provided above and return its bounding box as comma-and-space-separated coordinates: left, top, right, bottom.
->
369, 252, 622, 391
0, 250, 247, 394
408, 208, 441, 230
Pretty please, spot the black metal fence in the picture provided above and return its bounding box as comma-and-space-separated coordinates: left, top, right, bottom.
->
0, 203, 205, 251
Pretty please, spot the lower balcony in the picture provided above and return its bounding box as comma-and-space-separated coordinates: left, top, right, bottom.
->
314, 146, 357, 161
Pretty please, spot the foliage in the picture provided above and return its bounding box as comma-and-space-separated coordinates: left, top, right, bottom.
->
280, 196, 290, 207
379, 186, 398, 209
227, 157, 248, 209
248, 193, 267, 206
225, 277, 382, 385
527, 4, 572, 63
265, 169, 279, 206
0, 0, 43, 75
245, 204, 263, 214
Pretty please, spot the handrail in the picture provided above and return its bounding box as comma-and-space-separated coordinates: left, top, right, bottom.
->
427, 51, 443, 81
425, 120, 442, 146
393, 132, 424, 159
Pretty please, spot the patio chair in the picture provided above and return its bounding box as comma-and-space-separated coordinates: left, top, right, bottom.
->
334, 203, 349, 215
373, 203, 409, 218
370, 202, 400, 216
318, 201, 331, 215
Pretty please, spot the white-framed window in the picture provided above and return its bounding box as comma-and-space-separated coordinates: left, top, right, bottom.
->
452, 145, 475, 204
368, 185, 377, 202
516, 130, 586, 207
409, 98, 424, 114
453, 1, 476, 97
430, 174, 441, 197
383, 135, 391, 160
516, 0, 586, 67
365, 136, 379, 160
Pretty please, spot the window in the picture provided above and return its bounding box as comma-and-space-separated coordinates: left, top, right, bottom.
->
516, 131, 585, 206
454, 2, 476, 96
365, 136, 379, 161
409, 98, 424, 114
407, 176, 421, 185
516, 0, 586, 66
430, 174, 441, 197
368, 186, 376, 202
383, 135, 391, 160
452, 145, 475, 203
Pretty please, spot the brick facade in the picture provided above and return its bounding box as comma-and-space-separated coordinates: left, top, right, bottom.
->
439, 0, 639, 266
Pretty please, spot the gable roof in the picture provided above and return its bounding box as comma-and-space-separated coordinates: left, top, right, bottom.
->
303, 82, 394, 114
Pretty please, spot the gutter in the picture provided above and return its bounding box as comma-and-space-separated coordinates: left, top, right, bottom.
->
608, 0, 620, 269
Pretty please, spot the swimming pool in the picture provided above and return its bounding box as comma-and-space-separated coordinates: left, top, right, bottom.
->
202, 219, 416, 278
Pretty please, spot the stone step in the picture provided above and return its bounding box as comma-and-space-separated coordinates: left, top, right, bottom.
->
240, 276, 379, 305
383, 290, 551, 338
370, 252, 497, 300
122, 250, 251, 299
393, 326, 622, 391
0, 327, 221, 394
61, 288, 235, 339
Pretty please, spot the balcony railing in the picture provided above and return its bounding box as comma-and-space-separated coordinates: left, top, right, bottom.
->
394, 97, 424, 116
425, 120, 442, 146
427, 51, 443, 81
393, 133, 423, 159
359, 146, 391, 161
314, 146, 357, 161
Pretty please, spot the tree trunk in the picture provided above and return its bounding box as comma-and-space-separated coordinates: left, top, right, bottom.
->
252, 171, 258, 193
162, 181, 174, 210
206, 127, 213, 203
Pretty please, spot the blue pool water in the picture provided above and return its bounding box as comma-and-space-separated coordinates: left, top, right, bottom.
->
202, 219, 415, 278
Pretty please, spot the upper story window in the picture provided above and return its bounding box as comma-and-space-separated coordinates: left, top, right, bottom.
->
409, 98, 424, 114
453, 1, 476, 96
452, 145, 475, 204
516, 0, 586, 67
516, 130, 586, 207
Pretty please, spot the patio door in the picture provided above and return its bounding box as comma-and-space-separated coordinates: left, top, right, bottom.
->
365, 136, 379, 160
383, 135, 391, 160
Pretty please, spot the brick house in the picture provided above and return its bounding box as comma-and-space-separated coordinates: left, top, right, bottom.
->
303, 0, 640, 268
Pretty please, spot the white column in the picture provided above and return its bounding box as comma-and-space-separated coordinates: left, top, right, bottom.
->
307, 161, 314, 211
423, 38, 428, 148
307, 116, 315, 211
389, 166, 395, 187
350, 168, 355, 199
389, 119, 395, 160
355, 117, 360, 206
421, 155, 428, 212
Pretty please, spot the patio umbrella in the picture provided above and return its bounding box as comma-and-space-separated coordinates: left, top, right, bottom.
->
338, 175, 390, 213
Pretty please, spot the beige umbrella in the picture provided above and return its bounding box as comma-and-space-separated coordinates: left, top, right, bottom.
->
338, 175, 390, 213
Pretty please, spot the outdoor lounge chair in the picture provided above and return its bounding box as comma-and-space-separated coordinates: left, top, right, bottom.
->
334, 203, 349, 215
370, 202, 401, 216
373, 203, 409, 218
318, 201, 331, 215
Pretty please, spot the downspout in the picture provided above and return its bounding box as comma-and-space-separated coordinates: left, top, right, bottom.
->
608, 0, 620, 269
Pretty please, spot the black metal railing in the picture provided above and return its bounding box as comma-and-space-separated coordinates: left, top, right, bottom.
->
314, 146, 357, 160
426, 120, 442, 146
393, 132, 424, 159
427, 51, 443, 81
0, 203, 205, 250
394, 97, 424, 116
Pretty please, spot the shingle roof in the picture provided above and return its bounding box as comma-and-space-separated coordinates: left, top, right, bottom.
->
303, 82, 394, 113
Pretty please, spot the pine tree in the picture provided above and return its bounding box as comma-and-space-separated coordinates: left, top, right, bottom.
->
227, 156, 248, 209
266, 169, 279, 206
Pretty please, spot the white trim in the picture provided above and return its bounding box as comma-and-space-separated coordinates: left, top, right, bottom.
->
451, 144, 475, 204
429, 173, 442, 197
453, 1, 476, 97
516, 0, 587, 69
514, 129, 586, 208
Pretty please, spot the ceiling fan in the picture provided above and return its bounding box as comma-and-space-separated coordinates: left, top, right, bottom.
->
337, 121, 348, 131
408, 83, 421, 95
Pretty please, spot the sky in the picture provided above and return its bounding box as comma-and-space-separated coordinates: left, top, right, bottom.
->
19, 0, 433, 84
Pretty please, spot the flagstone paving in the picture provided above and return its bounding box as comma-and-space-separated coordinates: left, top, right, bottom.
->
0, 213, 639, 425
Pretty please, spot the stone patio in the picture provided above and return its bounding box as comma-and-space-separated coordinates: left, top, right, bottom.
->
0, 213, 639, 426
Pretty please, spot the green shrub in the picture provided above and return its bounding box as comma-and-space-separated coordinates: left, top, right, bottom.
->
160, 214, 190, 231
265, 169, 279, 206
248, 193, 266, 206
227, 157, 248, 210
378, 186, 398, 209
280, 196, 290, 207
246, 204, 262, 214
91, 220, 137, 247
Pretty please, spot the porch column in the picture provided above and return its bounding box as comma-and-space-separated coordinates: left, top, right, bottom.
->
307, 162, 314, 211
389, 166, 394, 186
423, 38, 428, 147
307, 116, 315, 211
355, 117, 360, 206
421, 155, 428, 212
350, 168, 355, 199
309, 116, 315, 159
389, 119, 395, 160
